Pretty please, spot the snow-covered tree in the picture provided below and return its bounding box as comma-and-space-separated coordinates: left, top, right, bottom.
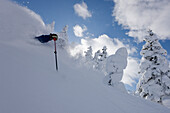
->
93, 50, 101, 70
99, 46, 107, 61
98, 46, 107, 72
103, 47, 128, 92
84, 46, 94, 68
57, 25, 68, 49
136, 30, 170, 104
84, 46, 93, 62
93, 46, 107, 72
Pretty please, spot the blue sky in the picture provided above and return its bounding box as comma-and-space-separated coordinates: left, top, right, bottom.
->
13, 0, 141, 56
13, 0, 170, 55
12, 0, 170, 91
13, 0, 128, 40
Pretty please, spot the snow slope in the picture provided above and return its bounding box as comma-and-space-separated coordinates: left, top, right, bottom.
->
1, 38, 170, 113
0, 0, 169, 113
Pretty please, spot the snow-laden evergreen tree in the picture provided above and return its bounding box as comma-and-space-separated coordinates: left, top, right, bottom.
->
84, 46, 93, 62
57, 25, 68, 49
99, 46, 107, 61
98, 46, 107, 72
103, 47, 128, 92
84, 46, 93, 67
93, 46, 107, 72
93, 50, 101, 70
136, 30, 170, 104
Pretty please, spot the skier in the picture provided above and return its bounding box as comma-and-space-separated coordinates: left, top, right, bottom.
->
35, 33, 59, 71
35, 33, 58, 43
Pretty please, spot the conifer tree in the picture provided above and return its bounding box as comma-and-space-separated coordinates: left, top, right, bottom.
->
84, 46, 93, 62
57, 25, 68, 48
136, 30, 170, 104
98, 46, 107, 72
99, 46, 107, 61
93, 50, 101, 70
93, 46, 107, 72
104, 47, 128, 87
83, 46, 94, 68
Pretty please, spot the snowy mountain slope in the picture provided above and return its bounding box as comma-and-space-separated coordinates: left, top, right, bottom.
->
0, 37, 170, 113
0, 0, 169, 113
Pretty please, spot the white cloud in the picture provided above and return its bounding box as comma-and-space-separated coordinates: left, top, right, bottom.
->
73, 25, 87, 37
74, 1, 92, 19
113, 0, 170, 42
122, 57, 140, 86
70, 34, 136, 56
69, 34, 139, 86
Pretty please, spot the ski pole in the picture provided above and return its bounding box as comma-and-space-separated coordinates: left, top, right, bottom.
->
50, 33, 58, 71
54, 39, 58, 71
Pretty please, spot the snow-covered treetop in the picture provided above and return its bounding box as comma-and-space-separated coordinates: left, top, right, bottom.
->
106, 47, 128, 73
56, 25, 69, 49
62, 25, 68, 33
144, 30, 157, 42
84, 46, 93, 60
102, 46, 107, 51
93, 50, 101, 61
115, 47, 128, 58
141, 30, 167, 57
